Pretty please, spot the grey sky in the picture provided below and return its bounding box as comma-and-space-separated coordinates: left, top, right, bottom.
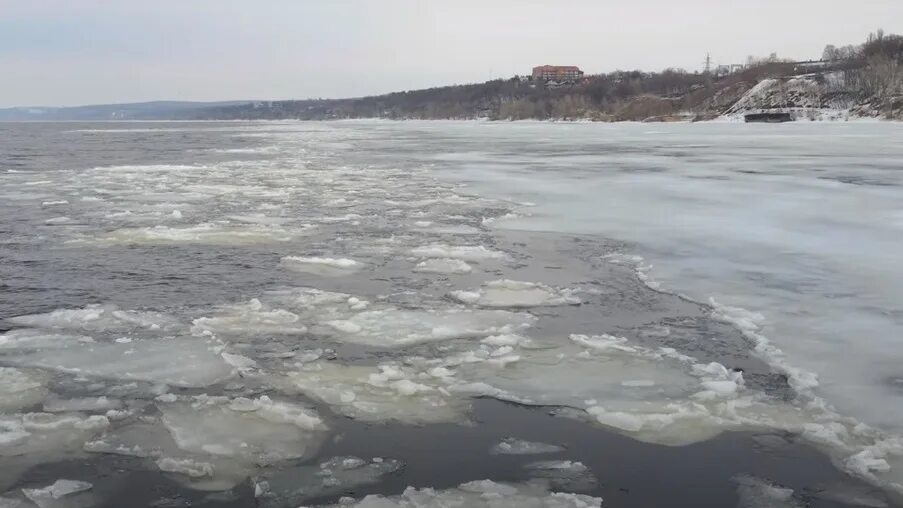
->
1, 0, 900, 107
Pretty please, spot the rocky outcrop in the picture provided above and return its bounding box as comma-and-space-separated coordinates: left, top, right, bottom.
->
849, 95, 903, 119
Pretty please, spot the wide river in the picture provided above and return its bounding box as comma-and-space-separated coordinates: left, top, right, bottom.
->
1, 120, 901, 507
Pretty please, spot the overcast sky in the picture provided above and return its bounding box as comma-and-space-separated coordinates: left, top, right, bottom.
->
1, 0, 901, 107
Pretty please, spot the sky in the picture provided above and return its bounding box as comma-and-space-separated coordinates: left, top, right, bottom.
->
1, 0, 901, 107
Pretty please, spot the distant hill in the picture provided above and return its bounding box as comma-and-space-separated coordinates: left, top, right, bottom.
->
4, 32, 900, 123
0, 100, 250, 121
194, 32, 901, 122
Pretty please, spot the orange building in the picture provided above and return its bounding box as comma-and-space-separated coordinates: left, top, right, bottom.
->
532, 65, 584, 81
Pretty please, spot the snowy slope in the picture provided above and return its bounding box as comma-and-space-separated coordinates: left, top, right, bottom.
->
723, 74, 857, 120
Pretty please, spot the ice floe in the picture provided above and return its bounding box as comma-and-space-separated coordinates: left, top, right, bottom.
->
410, 244, 508, 262
324, 479, 602, 507
413, 258, 472, 274
8, 305, 179, 334
0, 412, 109, 462
42, 397, 122, 414
71, 395, 327, 490
491, 438, 565, 455
0, 368, 48, 411
191, 299, 307, 337
413, 223, 483, 235
319, 308, 535, 347
4, 338, 233, 388
22, 479, 93, 508
450, 279, 581, 308
156, 457, 215, 479
78, 394, 329, 490
280, 256, 362, 276
254, 456, 402, 507
83, 421, 177, 459
159, 395, 326, 463
71, 223, 309, 246
735, 475, 801, 508
282, 361, 468, 423
524, 460, 597, 491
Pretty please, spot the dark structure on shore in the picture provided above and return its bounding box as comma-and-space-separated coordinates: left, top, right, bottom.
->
744, 112, 793, 123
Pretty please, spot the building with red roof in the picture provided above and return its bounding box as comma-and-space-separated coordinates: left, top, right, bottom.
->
532, 65, 584, 81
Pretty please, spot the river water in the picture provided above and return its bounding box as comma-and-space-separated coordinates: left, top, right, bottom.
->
0, 120, 901, 507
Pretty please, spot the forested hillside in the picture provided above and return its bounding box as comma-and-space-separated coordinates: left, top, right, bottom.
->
195, 31, 902, 122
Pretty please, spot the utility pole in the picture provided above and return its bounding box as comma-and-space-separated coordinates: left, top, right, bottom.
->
703, 53, 714, 90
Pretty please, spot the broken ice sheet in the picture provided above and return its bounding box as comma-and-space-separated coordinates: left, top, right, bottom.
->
409, 244, 508, 262
4, 337, 233, 388
189, 289, 371, 342
280, 256, 363, 276
322, 479, 602, 507
189, 288, 534, 348
524, 460, 597, 491
42, 397, 121, 413
318, 308, 535, 347
412, 258, 472, 274
263, 287, 360, 310
0, 330, 94, 351
84, 421, 173, 459
7, 305, 180, 335
490, 438, 565, 455
281, 361, 469, 424
0, 413, 108, 492
71, 223, 308, 247
0, 496, 31, 508
735, 475, 802, 508
440, 332, 758, 446
191, 298, 308, 337
0, 368, 48, 412
159, 395, 327, 464
275, 329, 763, 441
255, 456, 402, 507
0, 413, 109, 457
450, 279, 581, 308
21, 479, 94, 508
85, 395, 329, 491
